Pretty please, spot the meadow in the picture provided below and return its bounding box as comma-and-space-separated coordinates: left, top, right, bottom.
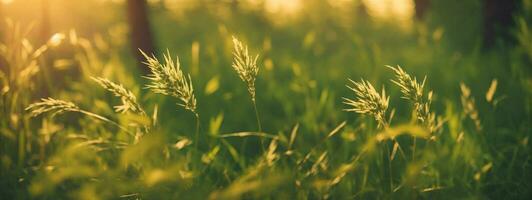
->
0, 0, 531, 199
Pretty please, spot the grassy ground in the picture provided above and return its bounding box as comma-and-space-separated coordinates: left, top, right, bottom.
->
1, 1, 531, 199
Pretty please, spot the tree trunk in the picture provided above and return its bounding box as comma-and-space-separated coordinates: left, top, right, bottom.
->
482, 0, 519, 47
356, 0, 369, 18
414, 0, 430, 20
126, 0, 156, 75
231, 0, 239, 10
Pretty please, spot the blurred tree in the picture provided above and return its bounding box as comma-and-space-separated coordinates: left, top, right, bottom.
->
357, 0, 369, 18
414, 0, 430, 20
429, 0, 482, 52
127, 0, 156, 74
231, 0, 239, 12
483, 0, 520, 47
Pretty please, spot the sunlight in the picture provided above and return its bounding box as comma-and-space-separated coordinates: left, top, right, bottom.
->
247, 0, 302, 15
1, 0, 13, 5
0, 0, 528, 199
264, 0, 301, 15
363, 0, 415, 28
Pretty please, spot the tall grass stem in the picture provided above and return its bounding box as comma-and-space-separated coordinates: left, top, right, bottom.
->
194, 112, 200, 151
252, 99, 264, 150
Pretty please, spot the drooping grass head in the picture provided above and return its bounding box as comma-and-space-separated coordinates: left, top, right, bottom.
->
141, 50, 197, 113
91, 77, 145, 115
26, 98, 80, 117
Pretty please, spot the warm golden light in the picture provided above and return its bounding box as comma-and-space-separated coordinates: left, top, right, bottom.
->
263, 0, 302, 15
1, 0, 13, 5
363, 0, 415, 28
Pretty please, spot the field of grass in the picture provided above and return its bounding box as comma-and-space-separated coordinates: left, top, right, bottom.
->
1, 0, 531, 199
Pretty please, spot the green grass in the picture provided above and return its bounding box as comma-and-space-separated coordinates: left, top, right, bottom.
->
1, 1, 531, 199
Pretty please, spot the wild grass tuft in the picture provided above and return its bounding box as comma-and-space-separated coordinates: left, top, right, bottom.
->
3, 15, 528, 199
231, 36, 263, 136
141, 49, 200, 148
343, 79, 390, 128
26, 98, 134, 137
387, 65, 439, 134
141, 49, 197, 114
460, 82, 482, 132
231, 36, 260, 102
91, 77, 145, 115
26, 97, 80, 117
91, 77, 150, 140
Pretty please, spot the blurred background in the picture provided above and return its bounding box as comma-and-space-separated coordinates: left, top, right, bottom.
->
0, 1, 531, 198
1, 0, 529, 133
0, 0, 532, 141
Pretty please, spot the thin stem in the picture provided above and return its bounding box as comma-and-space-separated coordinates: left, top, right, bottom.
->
380, 116, 396, 193
392, 138, 407, 161
378, 112, 389, 130
138, 110, 150, 141
194, 112, 200, 151
412, 137, 417, 161
381, 118, 407, 161
252, 99, 264, 151
252, 99, 262, 132
77, 110, 135, 137
385, 141, 393, 193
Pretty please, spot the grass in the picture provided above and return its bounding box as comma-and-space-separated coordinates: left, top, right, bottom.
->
343, 78, 390, 128
230, 36, 264, 150
1, 1, 531, 199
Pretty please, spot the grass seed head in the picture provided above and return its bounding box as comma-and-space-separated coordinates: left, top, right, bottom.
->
91, 77, 145, 114
141, 49, 197, 113
26, 97, 80, 117
386, 65, 425, 102
460, 82, 482, 131
343, 79, 389, 128
231, 36, 260, 101
387, 65, 439, 133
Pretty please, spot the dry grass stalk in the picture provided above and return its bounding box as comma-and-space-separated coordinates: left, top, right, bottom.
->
26, 98, 134, 136
141, 49, 197, 114
231, 36, 259, 102
460, 82, 482, 132
387, 65, 439, 133
343, 79, 390, 128
26, 98, 80, 117
91, 77, 145, 115
141, 49, 200, 148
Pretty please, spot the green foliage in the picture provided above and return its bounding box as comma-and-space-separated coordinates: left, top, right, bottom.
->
1, 1, 531, 199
